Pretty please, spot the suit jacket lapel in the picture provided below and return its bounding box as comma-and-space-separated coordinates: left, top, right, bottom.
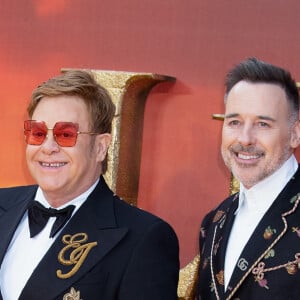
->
209, 194, 239, 299
225, 169, 300, 299
20, 177, 128, 300
0, 187, 35, 264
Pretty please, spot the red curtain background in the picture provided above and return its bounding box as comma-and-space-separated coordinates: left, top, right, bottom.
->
1, 0, 300, 267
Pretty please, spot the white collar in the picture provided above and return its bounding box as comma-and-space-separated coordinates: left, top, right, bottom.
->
237, 155, 298, 213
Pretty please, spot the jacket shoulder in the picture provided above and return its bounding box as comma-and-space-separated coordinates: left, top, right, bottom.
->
112, 195, 177, 236
0, 185, 37, 209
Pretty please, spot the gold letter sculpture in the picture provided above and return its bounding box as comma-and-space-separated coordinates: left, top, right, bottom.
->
62, 68, 197, 299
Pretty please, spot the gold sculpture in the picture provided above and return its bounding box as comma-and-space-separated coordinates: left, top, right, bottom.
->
62, 68, 217, 299
62, 69, 175, 206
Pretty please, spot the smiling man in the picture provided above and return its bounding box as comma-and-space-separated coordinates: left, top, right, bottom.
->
196, 58, 300, 300
0, 70, 179, 300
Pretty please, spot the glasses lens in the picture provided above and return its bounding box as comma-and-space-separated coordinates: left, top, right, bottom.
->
53, 122, 79, 147
24, 121, 47, 145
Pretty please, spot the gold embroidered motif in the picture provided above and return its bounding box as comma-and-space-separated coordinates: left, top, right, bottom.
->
216, 270, 224, 285
264, 249, 275, 259
212, 210, 224, 223
286, 263, 298, 275
252, 253, 300, 290
290, 193, 300, 204
213, 237, 222, 255
63, 287, 82, 300
292, 226, 300, 237
57, 233, 98, 279
263, 226, 276, 240
252, 262, 269, 289
202, 258, 209, 270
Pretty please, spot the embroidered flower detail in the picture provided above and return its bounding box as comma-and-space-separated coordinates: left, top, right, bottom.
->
253, 253, 300, 289
257, 278, 269, 289
209, 280, 215, 292
253, 262, 268, 289
263, 226, 276, 240
290, 193, 300, 204
286, 263, 298, 275
216, 270, 224, 285
63, 287, 82, 300
213, 237, 222, 255
264, 249, 275, 259
200, 227, 206, 238
202, 257, 209, 270
292, 227, 300, 238
213, 210, 225, 223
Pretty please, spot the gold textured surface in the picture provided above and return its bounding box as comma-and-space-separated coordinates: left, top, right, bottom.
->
91, 70, 199, 299
178, 254, 200, 299
62, 68, 201, 299
230, 175, 240, 195
212, 113, 225, 120
90, 70, 174, 205
62, 69, 175, 206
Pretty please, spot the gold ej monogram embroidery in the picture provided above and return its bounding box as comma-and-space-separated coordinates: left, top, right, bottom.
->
57, 233, 98, 279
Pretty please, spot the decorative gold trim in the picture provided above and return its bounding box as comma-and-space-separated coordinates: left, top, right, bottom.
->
57, 233, 97, 279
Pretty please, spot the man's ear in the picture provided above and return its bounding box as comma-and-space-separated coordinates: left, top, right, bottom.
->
290, 120, 300, 149
95, 133, 111, 162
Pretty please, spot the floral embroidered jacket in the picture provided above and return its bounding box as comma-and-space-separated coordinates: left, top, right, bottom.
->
196, 167, 300, 300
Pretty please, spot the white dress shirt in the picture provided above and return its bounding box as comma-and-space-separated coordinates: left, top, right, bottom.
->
224, 155, 298, 289
0, 179, 99, 300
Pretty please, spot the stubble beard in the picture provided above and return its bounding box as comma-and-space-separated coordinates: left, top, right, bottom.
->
221, 145, 292, 189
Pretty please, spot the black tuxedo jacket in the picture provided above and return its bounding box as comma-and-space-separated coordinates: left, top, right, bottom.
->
197, 166, 300, 300
0, 176, 179, 299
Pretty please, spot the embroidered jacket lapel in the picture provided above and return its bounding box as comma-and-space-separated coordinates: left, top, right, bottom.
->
210, 194, 239, 299
225, 171, 300, 299
20, 177, 128, 300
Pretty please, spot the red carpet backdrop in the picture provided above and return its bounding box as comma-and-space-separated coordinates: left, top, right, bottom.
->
1, 0, 300, 266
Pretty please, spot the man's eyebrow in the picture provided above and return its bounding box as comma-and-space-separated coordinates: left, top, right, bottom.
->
257, 115, 276, 122
224, 113, 239, 119
224, 113, 276, 122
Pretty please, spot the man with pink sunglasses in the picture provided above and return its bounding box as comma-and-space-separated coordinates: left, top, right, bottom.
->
0, 70, 179, 299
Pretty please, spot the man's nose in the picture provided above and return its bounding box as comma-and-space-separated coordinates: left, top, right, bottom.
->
237, 125, 255, 145
40, 130, 60, 153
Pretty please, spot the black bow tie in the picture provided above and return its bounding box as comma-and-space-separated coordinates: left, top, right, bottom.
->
28, 201, 75, 238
